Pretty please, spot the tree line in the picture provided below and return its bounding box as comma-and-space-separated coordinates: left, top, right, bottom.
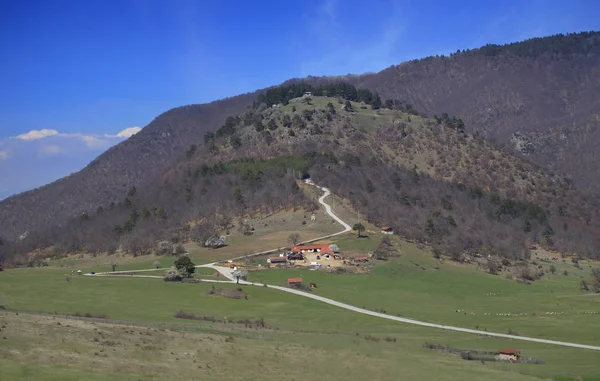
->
256, 82, 383, 109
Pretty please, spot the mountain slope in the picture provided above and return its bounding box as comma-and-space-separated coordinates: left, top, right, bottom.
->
0, 93, 257, 239
3, 95, 599, 266
1, 31, 600, 245
349, 31, 600, 189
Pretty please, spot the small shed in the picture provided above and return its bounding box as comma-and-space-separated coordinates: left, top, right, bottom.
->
287, 278, 303, 286
354, 256, 369, 263
497, 349, 521, 361
380, 226, 394, 235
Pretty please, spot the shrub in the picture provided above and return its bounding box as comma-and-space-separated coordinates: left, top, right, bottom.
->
164, 270, 183, 282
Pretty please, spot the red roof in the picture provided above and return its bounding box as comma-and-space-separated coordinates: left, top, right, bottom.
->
354, 256, 369, 261
381, 226, 393, 231
287, 278, 302, 283
498, 349, 520, 354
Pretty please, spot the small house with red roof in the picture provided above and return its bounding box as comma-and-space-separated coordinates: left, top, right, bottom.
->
287, 278, 303, 286
496, 349, 521, 361
353, 256, 369, 263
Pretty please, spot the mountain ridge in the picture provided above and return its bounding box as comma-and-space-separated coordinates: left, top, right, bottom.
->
1, 31, 599, 248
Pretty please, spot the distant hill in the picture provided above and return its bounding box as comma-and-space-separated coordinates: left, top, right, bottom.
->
1, 32, 600, 263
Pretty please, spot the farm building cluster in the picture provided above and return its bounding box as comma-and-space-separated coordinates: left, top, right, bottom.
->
266, 244, 370, 269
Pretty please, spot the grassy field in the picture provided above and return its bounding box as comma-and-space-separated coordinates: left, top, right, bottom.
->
3, 311, 574, 381
1, 263, 600, 380
249, 239, 600, 346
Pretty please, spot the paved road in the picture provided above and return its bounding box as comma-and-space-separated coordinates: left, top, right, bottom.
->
86, 182, 600, 352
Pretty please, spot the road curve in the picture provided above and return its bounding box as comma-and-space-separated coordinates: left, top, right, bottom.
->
199, 182, 351, 279
87, 182, 600, 352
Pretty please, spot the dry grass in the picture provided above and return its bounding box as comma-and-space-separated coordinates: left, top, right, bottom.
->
0, 311, 542, 381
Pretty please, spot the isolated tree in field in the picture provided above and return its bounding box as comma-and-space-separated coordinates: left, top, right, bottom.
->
288, 233, 301, 246
232, 269, 249, 284
174, 256, 195, 277
550, 265, 556, 274
353, 223, 365, 238
591, 268, 600, 292
109, 261, 117, 272
153, 260, 161, 269
344, 100, 354, 112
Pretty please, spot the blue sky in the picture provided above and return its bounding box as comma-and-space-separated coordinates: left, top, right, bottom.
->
0, 0, 598, 199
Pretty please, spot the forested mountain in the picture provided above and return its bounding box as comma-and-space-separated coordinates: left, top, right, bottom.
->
1, 32, 600, 265
348, 31, 600, 189
0, 93, 257, 240
2, 93, 599, 266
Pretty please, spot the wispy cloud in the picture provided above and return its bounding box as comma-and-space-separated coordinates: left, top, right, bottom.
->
10, 127, 142, 148
0, 127, 142, 199
39, 144, 63, 157
298, 0, 407, 76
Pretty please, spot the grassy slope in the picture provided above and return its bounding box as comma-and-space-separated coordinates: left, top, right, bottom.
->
46, 206, 342, 273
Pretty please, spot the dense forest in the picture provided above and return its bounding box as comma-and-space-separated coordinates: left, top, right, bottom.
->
455, 31, 600, 59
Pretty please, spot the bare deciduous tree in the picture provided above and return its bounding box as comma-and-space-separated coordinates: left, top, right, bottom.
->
288, 233, 301, 246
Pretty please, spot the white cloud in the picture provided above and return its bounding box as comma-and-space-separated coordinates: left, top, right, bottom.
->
109, 126, 142, 138
0, 150, 8, 160
15, 129, 59, 140
117, 126, 142, 137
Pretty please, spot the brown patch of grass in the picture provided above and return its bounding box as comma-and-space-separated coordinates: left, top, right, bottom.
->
206, 286, 248, 299
69, 312, 109, 319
